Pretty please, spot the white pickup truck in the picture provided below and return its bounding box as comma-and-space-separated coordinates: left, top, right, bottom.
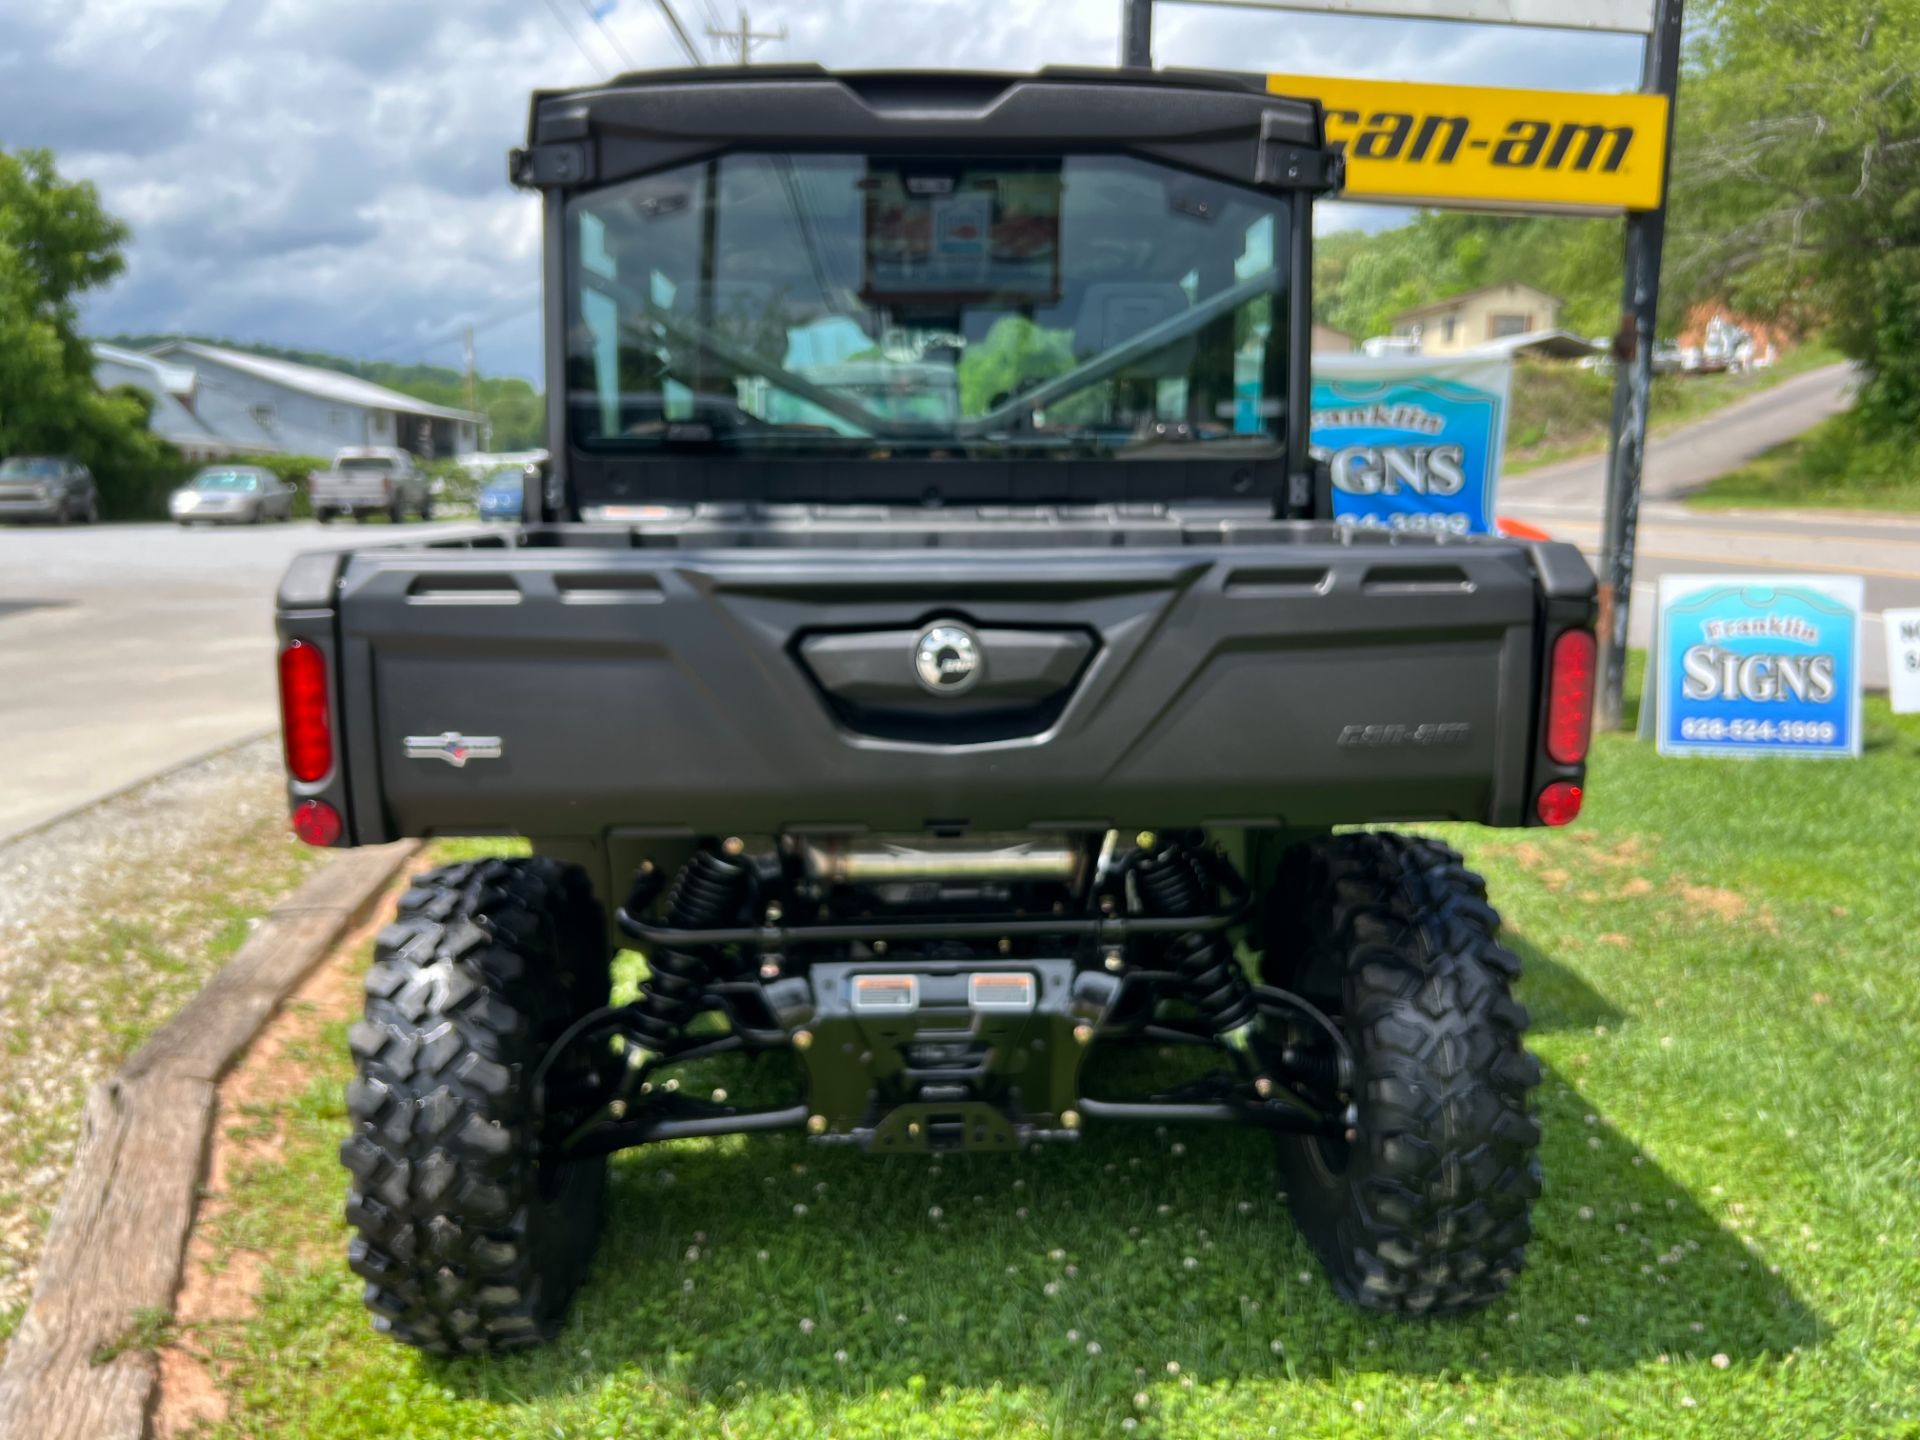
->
309, 447, 433, 523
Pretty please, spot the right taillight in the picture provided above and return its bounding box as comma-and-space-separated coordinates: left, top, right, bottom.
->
1536, 781, 1584, 827
1545, 628, 1597, 765
278, 639, 333, 783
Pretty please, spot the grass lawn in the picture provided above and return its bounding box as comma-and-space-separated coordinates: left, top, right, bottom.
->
177, 668, 1920, 1438
1504, 344, 1841, 476
1689, 413, 1920, 513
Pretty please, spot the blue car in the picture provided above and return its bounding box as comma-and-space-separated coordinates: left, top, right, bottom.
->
476, 469, 524, 522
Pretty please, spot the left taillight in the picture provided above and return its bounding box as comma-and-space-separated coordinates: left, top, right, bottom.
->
1545, 628, 1597, 766
278, 639, 332, 783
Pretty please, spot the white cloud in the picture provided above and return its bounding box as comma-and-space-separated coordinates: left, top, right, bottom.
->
0, 0, 1648, 380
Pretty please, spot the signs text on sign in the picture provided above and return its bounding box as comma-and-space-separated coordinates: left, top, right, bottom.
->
1267, 74, 1670, 213
1654, 576, 1864, 760
1310, 353, 1511, 536
1884, 607, 1920, 715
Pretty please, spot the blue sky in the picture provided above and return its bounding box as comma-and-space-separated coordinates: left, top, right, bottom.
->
0, 0, 1645, 381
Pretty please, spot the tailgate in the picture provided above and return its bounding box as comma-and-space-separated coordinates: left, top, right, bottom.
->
303, 532, 1593, 842
312, 475, 391, 507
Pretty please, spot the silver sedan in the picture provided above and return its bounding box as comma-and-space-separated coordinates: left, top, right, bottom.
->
169, 465, 296, 525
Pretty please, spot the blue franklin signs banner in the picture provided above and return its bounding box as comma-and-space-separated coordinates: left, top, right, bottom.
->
1654, 575, 1864, 759
1309, 353, 1512, 536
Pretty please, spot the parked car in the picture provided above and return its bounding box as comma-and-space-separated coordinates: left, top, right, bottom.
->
476, 466, 526, 521
169, 464, 295, 525
309, 446, 432, 523
0, 456, 99, 524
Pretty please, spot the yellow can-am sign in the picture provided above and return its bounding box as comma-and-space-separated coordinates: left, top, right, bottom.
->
1268, 74, 1670, 213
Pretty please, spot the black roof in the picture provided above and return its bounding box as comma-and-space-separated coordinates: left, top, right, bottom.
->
516, 65, 1333, 194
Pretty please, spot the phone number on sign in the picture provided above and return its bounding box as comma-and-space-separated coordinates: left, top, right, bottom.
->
1678, 717, 1838, 744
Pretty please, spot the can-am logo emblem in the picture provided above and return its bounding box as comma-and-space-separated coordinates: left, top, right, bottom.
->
914, 623, 982, 696
403, 732, 503, 767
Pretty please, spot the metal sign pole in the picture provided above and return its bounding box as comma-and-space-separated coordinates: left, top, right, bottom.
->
1122, 0, 1155, 66
1597, 0, 1684, 730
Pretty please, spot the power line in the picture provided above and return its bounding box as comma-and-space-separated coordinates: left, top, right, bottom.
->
650, 0, 707, 65
706, 7, 784, 63
365, 296, 536, 364
539, 0, 610, 76
574, 0, 638, 71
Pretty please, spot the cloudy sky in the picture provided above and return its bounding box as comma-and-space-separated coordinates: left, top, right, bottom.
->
0, 0, 1645, 381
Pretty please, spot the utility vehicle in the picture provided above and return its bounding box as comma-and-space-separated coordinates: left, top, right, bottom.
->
275, 65, 1597, 1353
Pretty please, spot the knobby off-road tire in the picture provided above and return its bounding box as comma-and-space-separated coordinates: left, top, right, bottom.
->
342, 857, 611, 1353
1264, 832, 1542, 1316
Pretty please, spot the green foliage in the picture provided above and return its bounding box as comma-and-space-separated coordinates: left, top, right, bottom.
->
1314, 213, 1620, 347
1690, 410, 1920, 511
1665, 0, 1920, 438
0, 148, 186, 518
103, 332, 547, 451
1504, 344, 1842, 470
956, 316, 1078, 417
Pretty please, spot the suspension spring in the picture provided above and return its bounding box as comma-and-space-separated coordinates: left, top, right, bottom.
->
1134, 840, 1257, 1036
627, 846, 756, 1053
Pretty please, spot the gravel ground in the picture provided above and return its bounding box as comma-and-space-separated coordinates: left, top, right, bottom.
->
0, 737, 323, 1341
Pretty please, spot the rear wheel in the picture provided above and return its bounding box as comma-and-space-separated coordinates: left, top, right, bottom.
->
342, 857, 612, 1352
1262, 832, 1541, 1315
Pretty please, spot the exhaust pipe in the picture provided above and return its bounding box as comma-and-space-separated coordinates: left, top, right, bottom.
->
801, 834, 1082, 883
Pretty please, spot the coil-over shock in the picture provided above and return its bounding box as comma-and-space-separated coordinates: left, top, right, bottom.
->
1135, 836, 1261, 1057
625, 843, 756, 1056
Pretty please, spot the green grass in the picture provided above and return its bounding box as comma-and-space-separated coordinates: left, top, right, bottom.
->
1504, 344, 1841, 476
186, 668, 1920, 1437
1689, 412, 1920, 513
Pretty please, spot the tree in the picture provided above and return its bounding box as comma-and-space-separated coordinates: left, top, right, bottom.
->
1668, 0, 1920, 433
0, 148, 182, 515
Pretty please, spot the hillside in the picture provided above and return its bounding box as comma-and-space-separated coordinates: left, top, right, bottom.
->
99, 333, 544, 451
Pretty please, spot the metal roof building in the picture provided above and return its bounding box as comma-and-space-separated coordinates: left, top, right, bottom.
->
93, 341, 485, 461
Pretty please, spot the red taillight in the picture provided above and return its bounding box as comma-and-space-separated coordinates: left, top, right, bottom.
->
1545, 629, 1597, 765
278, 639, 332, 783
1536, 781, 1584, 827
291, 798, 343, 847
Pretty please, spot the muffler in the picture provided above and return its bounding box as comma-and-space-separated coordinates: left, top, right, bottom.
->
800, 834, 1082, 883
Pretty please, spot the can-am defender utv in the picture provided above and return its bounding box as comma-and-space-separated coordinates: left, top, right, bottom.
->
277, 65, 1597, 1353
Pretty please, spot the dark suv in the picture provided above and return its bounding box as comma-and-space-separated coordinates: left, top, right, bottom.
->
0, 456, 99, 524
275, 66, 1597, 1354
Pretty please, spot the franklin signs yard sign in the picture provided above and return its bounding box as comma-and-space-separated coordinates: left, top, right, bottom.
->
1310, 353, 1512, 536
1654, 575, 1864, 759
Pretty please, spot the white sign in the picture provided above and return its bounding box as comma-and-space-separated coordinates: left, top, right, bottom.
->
1653, 575, 1864, 760
1310, 352, 1513, 535
1886, 607, 1920, 714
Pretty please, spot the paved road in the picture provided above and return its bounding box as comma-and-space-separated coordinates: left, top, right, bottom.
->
0, 520, 473, 841
1505, 362, 1856, 505
1501, 364, 1915, 691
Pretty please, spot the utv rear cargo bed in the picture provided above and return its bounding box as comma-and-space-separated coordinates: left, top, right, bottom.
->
279, 519, 1594, 844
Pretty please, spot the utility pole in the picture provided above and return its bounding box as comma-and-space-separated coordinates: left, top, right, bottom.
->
462, 325, 479, 417
1596, 0, 1685, 731
706, 7, 785, 63
1121, 0, 1153, 67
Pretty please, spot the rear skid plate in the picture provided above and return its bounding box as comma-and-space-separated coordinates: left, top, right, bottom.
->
787, 958, 1109, 1151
